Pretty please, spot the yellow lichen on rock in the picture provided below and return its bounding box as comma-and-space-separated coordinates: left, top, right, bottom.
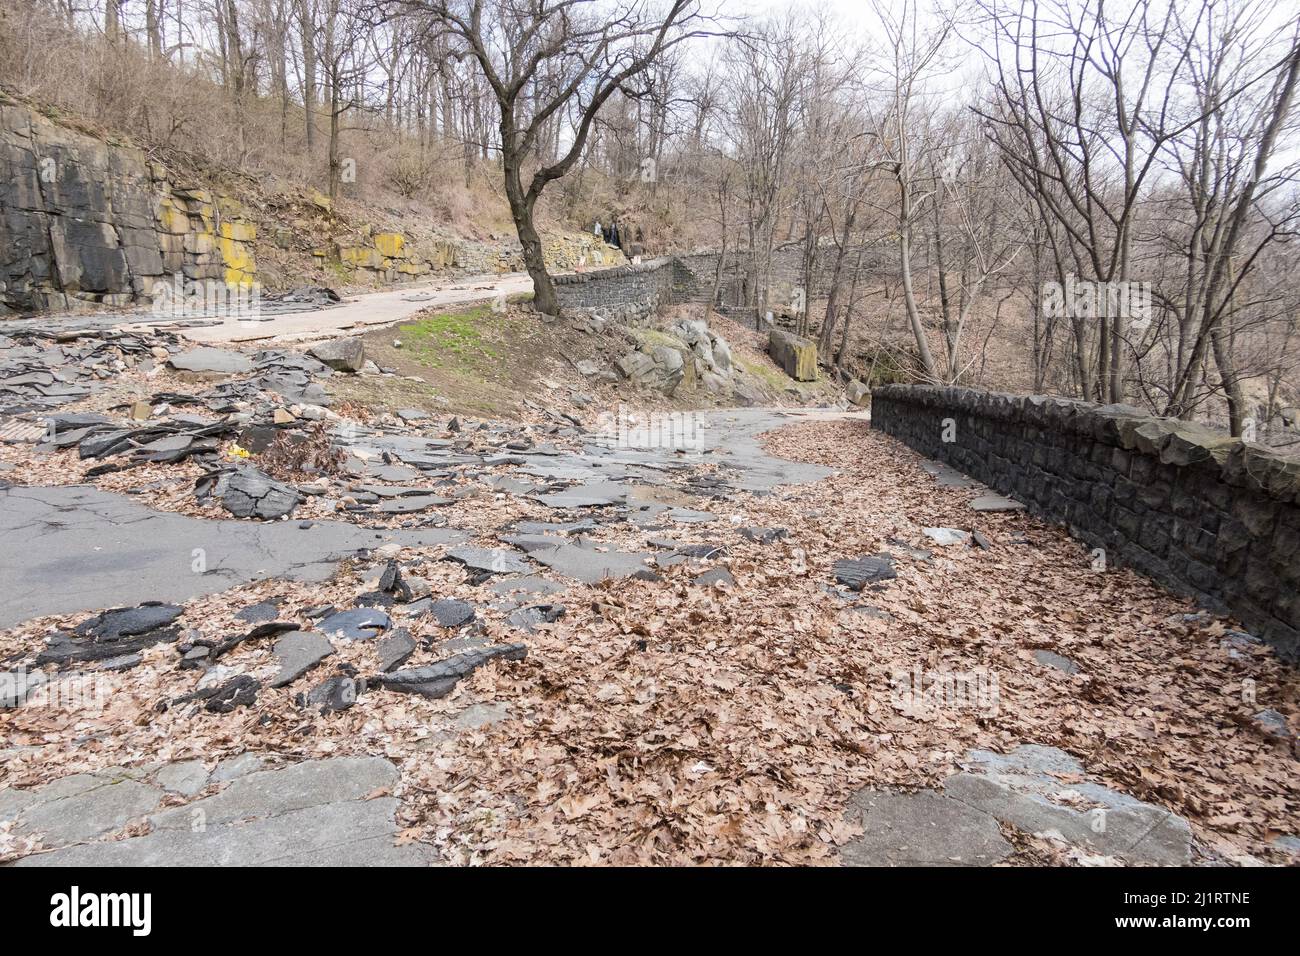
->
373, 232, 406, 259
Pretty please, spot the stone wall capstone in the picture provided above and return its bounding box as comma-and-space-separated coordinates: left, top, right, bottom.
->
871, 384, 1300, 659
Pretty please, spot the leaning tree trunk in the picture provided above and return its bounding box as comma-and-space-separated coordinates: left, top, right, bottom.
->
897, 175, 939, 380
818, 206, 856, 357
502, 152, 558, 315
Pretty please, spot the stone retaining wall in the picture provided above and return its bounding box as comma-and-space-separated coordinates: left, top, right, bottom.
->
553, 257, 688, 312
0, 101, 624, 313
673, 243, 892, 311
555, 243, 894, 316
871, 384, 1300, 658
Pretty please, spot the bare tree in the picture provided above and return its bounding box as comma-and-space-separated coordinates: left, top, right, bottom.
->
406, 0, 722, 315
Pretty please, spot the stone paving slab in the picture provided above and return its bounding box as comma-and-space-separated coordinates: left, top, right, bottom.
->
0, 484, 466, 627
839, 744, 1194, 867
944, 745, 1193, 865
500, 533, 652, 583
8, 755, 430, 867
841, 789, 1012, 866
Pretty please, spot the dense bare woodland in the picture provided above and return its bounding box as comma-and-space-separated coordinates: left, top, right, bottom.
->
3, 0, 1298, 435
2, 0, 1300, 890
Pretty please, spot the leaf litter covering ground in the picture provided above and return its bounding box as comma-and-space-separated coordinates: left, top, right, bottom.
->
2, 418, 1297, 865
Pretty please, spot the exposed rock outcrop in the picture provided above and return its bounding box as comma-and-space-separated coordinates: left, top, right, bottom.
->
0, 102, 259, 312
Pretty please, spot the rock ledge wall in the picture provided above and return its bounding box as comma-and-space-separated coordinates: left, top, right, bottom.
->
871, 384, 1300, 658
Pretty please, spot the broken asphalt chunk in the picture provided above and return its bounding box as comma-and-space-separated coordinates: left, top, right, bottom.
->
694, 567, 736, 588
740, 526, 788, 545
317, 608, 390, 642
210, 620, 300, 659
833, 554, 897, 591
172, 674, 261, 713
196, 466, 301, 520
297, 675, 358, 714
428, 599, 475, 628
376, 629, 417, 672
270, 631, 336, 687
505, 604, 566, 633
373, 643, 527, 699
443, 546, 532, 576
37, 602, 185, 667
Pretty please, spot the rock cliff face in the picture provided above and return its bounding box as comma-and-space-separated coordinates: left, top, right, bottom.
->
0, 102, 259, 314
0, 101, 627, 314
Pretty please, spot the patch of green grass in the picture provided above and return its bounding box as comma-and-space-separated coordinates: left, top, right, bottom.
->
737, 353, 799, 392
397, 305, 502, 368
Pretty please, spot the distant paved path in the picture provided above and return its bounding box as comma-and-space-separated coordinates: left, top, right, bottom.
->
1, 272, 533, 345
180, 271, 534, 344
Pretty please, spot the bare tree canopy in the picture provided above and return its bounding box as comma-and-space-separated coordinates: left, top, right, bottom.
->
399, 0, 727, 314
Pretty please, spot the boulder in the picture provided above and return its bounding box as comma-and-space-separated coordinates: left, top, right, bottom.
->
769, 330, 817, 381
616, 347, 684, 396
615, 351, 657, 382
710, 335, 733, 373
846, 379, 870, 407
692, 338, 717, 370
650, 346, 685, 394
308, 338, 365, 373
701, 371, 728, 394
674, 319, 709, 345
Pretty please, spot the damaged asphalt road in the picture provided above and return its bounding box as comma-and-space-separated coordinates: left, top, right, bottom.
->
0, 483, 465, 627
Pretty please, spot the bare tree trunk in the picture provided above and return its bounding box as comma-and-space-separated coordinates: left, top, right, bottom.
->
105, 0, 121, 42
898, 173, 939, 379
145, 0, 163, 58
503, 155, 557, 315
817, 206, 856, 357
298, 0, 317, 155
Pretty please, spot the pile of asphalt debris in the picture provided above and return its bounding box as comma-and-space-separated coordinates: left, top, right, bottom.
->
0, 327, 180, 417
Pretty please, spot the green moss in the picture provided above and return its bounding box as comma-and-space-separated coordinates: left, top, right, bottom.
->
396, 305, 505, 369
634, 328, 687, 350
737, 354, 796, 392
